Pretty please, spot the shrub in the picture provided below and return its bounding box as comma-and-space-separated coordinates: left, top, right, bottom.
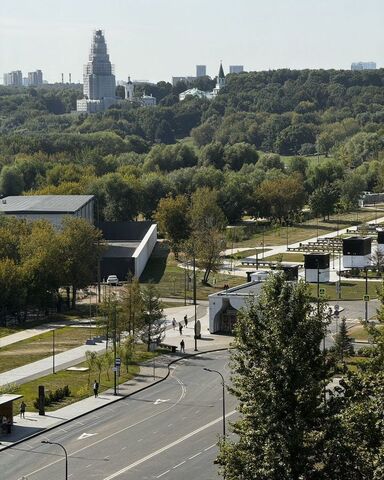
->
33, 385, 71, 409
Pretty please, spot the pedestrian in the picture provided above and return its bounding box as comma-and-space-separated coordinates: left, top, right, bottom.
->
93, 379, 99, 398
179, 322, 183, 335
184, 315, 188, 328
19, 401, 26, 419
180, 339, 185, 353
172, 318, 176, 330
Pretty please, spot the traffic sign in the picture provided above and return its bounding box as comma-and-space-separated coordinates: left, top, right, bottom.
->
364, 294, 370, 302
115, 357, 121, 367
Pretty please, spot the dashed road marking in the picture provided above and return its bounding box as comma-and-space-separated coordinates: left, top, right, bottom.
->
189, 452, 202, 460
173, 460, 186, 469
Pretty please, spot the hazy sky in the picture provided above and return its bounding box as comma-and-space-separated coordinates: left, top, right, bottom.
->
1, 0, 383, 84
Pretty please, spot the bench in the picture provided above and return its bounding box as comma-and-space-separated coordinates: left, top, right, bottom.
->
158, 343, 177, 353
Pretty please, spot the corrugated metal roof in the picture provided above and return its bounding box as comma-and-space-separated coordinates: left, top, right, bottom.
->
0, 195, 94, 213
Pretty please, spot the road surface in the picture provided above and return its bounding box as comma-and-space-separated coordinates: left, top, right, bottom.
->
0, 351, 234, 480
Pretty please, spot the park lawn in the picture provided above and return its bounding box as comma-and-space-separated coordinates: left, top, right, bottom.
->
348, 324, 383, 341
234, 209, 384, 249
308, 280, 380, 301
263, 252, 304, 263
140, 242, 245, 300
0, 327, 93, 374
12, 345, 158, 413
226, 248, 271, 259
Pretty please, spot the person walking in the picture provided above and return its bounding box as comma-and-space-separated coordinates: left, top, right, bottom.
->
184, 315, 188, 328
19, 401, 26, 419
172, 318, 176, 330
93, 380, 99, 398
180, 339, 185, 353
179, 322, 183, 335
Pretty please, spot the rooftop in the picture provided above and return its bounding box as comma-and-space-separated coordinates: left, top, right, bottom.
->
0, 195, 94, 214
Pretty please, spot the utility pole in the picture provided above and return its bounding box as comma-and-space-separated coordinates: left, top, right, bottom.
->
193, 252, 198, 352
52, 329, 55, 374
113, 300, 117, 396
365, 267, 368, 323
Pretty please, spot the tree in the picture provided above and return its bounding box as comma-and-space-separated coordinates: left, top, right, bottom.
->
334, 316, 354, 362
154, 120, 175, 144
223, 142, 259, 171
189, 188, 227, 284
217, 274, 328, 480
309, 182, 340, 220
59, 217, 105, 309
0, 166, 25, 195
140, 284, 166, 351
154, 195, 190, 258
120, 277, 144, 337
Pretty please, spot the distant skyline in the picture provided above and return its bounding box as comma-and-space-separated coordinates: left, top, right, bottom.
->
1, 0, 383, 84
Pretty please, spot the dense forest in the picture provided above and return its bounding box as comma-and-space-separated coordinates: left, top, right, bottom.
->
1, 68, 384, 224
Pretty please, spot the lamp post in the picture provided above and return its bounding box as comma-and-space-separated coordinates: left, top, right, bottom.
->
52, 329, 55, 374
193, 252, 198, 352
203, 368, 226, 437
113, 298, 117, 395
365, 266, 368, 323
41, 440, 68, 479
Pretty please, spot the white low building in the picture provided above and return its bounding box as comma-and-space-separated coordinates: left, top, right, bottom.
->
209, 280, 264, 334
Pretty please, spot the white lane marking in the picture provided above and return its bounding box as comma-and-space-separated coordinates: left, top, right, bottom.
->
154, 399, 169, 405
85, 464, 92, 468
77, 432, 98, 440
156, 469, 170, 478
204, 444, 216, 451
22, 376, 187, 479
167, 424, 173, 427
173, 461, 186, 469
189, 452, 202, 460
137, 438, 143, 442
102, 411, 236, 480
121, 446, 127, 451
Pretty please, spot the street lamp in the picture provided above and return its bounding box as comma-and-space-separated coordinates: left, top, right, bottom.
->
193, 252, 198, 352
203, 368, 226, 437
41, 440, 68, 479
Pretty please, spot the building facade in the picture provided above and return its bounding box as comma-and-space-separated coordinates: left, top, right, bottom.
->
3, 70, 23, 86
351, 62, 376, 71
77, 30, 117, 113
28, 70, 43, 86
196, 65, 207, 77
229, 65, 244, 74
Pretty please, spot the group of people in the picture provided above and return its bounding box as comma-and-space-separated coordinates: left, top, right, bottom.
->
171, 315, 189, 353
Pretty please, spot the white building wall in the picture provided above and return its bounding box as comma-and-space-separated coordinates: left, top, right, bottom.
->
133, 224, 157, 278
305, 268, 330, 283
343, 255, 371, 268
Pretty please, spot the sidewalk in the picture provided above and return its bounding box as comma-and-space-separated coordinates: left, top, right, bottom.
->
0, 357, 171, 449
0, 304, 231, 450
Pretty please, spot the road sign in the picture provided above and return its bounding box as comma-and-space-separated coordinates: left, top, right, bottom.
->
319, 288, 326, 297
115, 357, 121, 366
364, 294, 370, 302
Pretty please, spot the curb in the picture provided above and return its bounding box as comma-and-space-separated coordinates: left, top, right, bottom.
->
0, 347, 230, 452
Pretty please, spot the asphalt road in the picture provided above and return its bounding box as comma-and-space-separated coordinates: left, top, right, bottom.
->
1, 351, 234, 480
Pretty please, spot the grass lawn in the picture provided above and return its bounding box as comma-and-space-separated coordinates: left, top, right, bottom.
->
307, 280, 380, 301
0, 327, 93, 374
348, 324, 383, 341
140, 242, 245, 300
263, 252, 304, 263
11, 345, 159, 413
234, 209, 384, 249
226, 248, 271, 259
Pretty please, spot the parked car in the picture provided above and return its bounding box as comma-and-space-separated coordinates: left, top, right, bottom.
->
106, 275, 119, 286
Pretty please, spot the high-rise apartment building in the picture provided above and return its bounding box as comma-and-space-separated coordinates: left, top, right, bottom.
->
3, 70, 23, 86
28, 70, 43, 86
351, 62, 376, 71
196, 65, 206, 77
77, 30, 117, 113
229, 65, 244, 74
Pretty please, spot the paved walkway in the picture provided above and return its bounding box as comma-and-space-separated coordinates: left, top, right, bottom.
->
0, 303, 229, 450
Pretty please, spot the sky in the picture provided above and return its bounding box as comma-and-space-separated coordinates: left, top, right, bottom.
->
1, 0, 383, 84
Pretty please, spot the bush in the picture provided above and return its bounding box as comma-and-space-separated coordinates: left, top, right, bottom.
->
0, 383, 19, 394
33, 385, 71, 409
